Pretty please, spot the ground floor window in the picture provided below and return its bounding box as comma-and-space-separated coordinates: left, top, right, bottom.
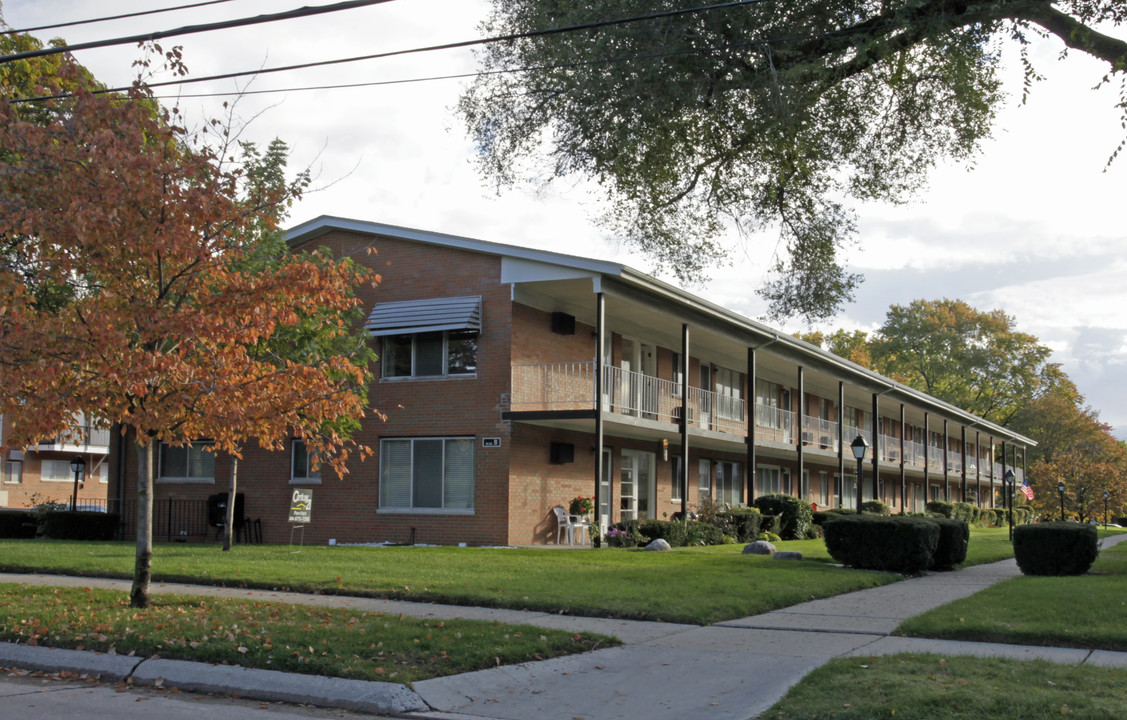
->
40, 459, 74, 483
715, 461, 742, 506
671, 456, 682, 503
757, 465, 782, 496
158, 442, 215, 483
819, 472, 829, 507
291, 440, 321, 483
698, 459, 711, 502
380, 437, 474, 511
2, 461, 22, 484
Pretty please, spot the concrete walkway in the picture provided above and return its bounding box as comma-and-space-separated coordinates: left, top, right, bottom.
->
3, 534, 1126, 720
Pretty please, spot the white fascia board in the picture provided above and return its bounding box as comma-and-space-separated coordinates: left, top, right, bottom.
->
499, 257, 600, 285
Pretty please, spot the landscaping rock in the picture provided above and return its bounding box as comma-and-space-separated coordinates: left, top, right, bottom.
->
742, 540, 776, 555
645, 538, 671, 551
774, 551, 803, 561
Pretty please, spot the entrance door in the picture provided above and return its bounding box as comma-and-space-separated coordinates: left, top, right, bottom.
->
620, 338, 657, 417
699, 364, 712, 429
620, 449, 655, 521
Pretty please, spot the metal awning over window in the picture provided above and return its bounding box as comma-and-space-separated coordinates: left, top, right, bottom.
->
365, 295, 482, 337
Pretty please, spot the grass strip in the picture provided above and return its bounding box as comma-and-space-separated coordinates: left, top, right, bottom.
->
764, 654, 1127, 720
896, 537, 1127, 650
0, 540, 900, 625
0, 583, 613, 683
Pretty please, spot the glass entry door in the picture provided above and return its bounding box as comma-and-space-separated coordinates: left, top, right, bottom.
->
620, 449, 655, 521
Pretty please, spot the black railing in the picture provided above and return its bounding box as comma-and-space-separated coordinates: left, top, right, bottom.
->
113, 498, 212, 541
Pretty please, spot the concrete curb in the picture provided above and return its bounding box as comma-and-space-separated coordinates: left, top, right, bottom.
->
0, 642, 430, 716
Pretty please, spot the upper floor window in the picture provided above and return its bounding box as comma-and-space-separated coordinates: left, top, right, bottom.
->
2, 461, 21, 484
291, 439, 321, 483
158, 441, 215, 483
383, 329, 478, 378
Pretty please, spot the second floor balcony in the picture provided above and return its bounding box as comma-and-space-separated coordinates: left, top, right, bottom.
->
36, 424, 112, 453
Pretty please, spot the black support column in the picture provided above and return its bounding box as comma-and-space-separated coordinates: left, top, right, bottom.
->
680, 324, 690, 517
747, 346, 757, 504
594, 292, 605, 532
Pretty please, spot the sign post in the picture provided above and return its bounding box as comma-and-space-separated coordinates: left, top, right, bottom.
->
289, 488, 312, 548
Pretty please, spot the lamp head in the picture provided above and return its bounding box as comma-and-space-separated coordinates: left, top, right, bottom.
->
1057, 481, 1065, 494
70, 455, 86, 475
850, 434, 869, 461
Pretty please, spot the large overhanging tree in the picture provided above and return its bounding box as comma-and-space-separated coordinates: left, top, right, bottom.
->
0, 50, 377, 607
460, 1, 1127, 320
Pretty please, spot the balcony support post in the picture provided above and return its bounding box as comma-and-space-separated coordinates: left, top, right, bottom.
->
594, 292, 606, 532
871, 392, 879, 505
796, 366, 804, 500
923, 412, 930, 502
899, 403, 906, 512
975, 431, 982, 507
837, 381, 844, 508
746, 346, 756, 505
961, 425, 968, 504
680, 324, 690, 517
989, 435, 995, 508
1000, 440, 1008, 511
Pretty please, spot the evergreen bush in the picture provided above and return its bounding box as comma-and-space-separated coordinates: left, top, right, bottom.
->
1013, 521, 1099, 576
713, 507, 761, 542
823, 515, 940, 573
759, 513, 782, 537
0, 510, 36, 539
752, 494, 813, 540
925, 500, 954, 518
924, 517, 970, 569
636, 519, 688, 547
42, 511, 119, 541
860, 499, 890, 515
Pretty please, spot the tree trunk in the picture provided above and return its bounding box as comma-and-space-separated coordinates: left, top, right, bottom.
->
223, 456, 238, 552
130, 438, 154, 608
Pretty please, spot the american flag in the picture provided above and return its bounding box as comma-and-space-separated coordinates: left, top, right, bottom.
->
1021, 478, 1035, 501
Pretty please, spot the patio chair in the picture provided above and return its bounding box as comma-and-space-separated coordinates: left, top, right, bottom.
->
552, 506, 589, 545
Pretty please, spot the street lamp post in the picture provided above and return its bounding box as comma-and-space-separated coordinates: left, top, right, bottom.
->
1004, 468, 1015, 541
1057, 481, 1066, 522
1104, 490, 1110, 529
69, 456, 86, 511
851, 435, 868, 513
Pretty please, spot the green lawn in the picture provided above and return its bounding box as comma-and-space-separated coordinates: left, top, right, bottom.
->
0, 539, 900, 625
895, 535, 1127, 650
762, 654, 1127, 720
0, 583, 611, 683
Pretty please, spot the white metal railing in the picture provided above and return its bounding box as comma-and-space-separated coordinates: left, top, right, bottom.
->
756, 404, 795, 443
37, 425, 112, 452
801, 415, 838, 450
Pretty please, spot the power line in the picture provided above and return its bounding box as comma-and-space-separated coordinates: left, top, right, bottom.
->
0, 0, 399, 64
12, 0, 768, 101
1, 1, 243, 36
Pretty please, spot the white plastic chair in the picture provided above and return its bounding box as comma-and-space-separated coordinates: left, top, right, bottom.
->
552, 506, 588, 545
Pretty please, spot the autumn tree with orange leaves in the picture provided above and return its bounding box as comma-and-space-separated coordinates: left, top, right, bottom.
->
0, 52, 377, 607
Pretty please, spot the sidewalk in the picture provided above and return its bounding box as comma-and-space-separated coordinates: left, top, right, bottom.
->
3, 534, 1126, 720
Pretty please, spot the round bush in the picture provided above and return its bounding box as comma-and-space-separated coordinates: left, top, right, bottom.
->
860, 499, 890, 515
925, 517, 969, 569
823, 515, 940, 573
1013, 522, 1099, 576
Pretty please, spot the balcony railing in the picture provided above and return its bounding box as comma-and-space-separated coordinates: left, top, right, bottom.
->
36, 425, 112, 452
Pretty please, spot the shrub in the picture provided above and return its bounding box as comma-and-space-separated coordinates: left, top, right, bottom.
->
925, 500, 954, 518
951, 502, 978, 524
1013, 505, 1035, 525
636, 519, 687, 547
924, 517, 969, 569
713, 507, 761, 542
757, 531, 782, 543
823, 515, 940, 573
812, 508, 854, 526
0, 510, 36, 539
752, 494, 813, 540
686, 522, 728, 546
604, 522, 646, 548
759, 513, 782, 537
992, 508, 1009, 526
42, 511, 119, 541
860, 499, 890, 515
1013, 521, 1099, 576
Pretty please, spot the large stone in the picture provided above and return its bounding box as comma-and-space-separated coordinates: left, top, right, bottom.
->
774, 550, 804, 561
742, 540, 776, 555
645, 538, 672, 551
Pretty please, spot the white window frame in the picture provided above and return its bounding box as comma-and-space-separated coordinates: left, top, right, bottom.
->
40, 459, 74, 483
378, 437, 474, 513
291, 439, 321, 484
698, 458, 711, 501
671, 455, 682, 503
382, 330, 478, 380
3, 461, 23, 485
757, 465, 782, 496
157, 441, 216, 484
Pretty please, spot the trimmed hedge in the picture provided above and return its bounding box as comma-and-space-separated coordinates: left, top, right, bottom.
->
925, 517, 969, 569
860, 500, 890, 515
812, 508, 854, 526
1013, 521, 1099, 576
0, 510, 37, 539
752, 494, 813, 540
712, 507, 762, 542
926, 500, 954, 518
42, 511, 119, 541
635, 519, 688, 547
823, 515, 940, 573
759, 513, 782, 537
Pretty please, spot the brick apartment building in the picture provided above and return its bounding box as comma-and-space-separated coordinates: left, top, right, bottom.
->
1, 414, 111, 511
106, 216, 1035, 546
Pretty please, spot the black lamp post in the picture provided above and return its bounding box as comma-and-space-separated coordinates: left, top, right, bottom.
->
1104, 490, 1109, 529
851, 434, 868, 513
1057, 480, 1066, 522
1004, 468, 1015, 540
69, 455, 86, 511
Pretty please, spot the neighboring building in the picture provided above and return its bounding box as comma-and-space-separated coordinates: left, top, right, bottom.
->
107, 217, 1035, 545
1, 413, 111, 510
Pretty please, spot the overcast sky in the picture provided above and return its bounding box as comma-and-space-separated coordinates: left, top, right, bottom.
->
6, 0, 1125, 439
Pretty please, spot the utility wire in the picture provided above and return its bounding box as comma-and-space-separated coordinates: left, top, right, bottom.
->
12, 0, 768, 101
0, 0, 399, 63
1, 0, 243, 36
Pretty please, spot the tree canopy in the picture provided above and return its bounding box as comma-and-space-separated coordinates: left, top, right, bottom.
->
0, 48, 377, 606
460, 1, 1127, 320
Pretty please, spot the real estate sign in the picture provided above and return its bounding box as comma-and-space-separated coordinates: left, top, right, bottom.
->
289, 488, 313, 524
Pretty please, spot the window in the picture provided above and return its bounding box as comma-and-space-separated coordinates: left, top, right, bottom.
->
41, 460, 73, 482
291, 440, 321, 483
715, 367, 741, 420
698, 459, 711, 501
380, 437, 474, 511
671, 456, 682, 502
757, 465, 782, 496
715, 461, 742, 506
383, 330, 478, 378
756, 380, 782, 428
3, 461, 22, 484
158, 442, 215, 482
